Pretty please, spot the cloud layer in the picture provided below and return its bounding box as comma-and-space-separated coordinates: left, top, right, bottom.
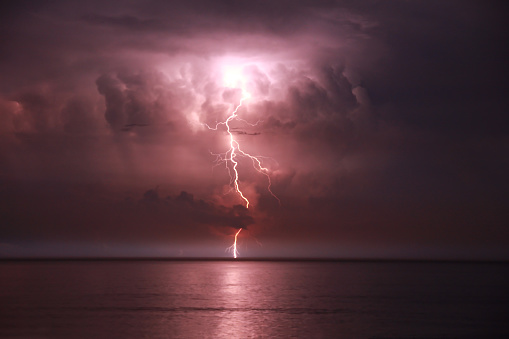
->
1, 0, 508, 259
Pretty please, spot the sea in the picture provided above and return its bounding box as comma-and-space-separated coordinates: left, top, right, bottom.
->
1, 260, 508, 338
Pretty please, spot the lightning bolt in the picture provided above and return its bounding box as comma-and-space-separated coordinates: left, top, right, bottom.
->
226, 228, 242, 259
208, 93, 280, 208
225, 95, 251, 207
207, 89, 280, 258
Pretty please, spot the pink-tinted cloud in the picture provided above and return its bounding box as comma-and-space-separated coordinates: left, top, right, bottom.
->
0, 0, 508, 259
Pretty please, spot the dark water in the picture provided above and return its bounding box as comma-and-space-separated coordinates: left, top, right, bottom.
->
1, 261, 508, 338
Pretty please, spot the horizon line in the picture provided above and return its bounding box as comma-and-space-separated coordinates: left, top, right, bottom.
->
1, 256, 508, 263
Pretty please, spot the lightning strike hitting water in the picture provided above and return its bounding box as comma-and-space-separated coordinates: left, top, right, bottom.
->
228, 228, 242, 259
206, 75, 280, 257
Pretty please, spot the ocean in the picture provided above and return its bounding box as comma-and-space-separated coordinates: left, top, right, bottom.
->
1, 260, 507, 338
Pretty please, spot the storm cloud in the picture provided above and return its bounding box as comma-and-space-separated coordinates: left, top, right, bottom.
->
0, 0, 508, 259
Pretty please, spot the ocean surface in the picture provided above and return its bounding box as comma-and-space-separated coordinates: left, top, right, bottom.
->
1, 260, 508, 338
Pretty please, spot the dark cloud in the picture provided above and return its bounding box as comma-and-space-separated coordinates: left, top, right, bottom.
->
0, 0, 508, 259
0, 183, 253, 245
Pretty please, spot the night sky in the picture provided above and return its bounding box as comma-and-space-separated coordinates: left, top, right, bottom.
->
1, 0, 508, 259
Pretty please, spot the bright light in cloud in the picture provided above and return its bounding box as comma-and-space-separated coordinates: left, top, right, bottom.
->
222, 65, 245, 89
221, 62, 253, 99
217, 57, 272, 98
